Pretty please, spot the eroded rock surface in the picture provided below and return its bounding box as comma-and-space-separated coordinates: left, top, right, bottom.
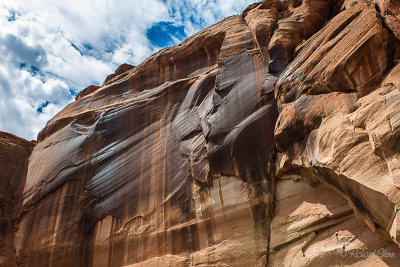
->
16, 7, 279, 267
272, 0, 400, 264
375, 0, 400, 40
0, 132, 34, 267
1, 0, 400, 266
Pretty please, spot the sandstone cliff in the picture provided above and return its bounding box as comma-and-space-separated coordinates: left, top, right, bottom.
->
0, 133, 34, 267
2, 0, 400, 266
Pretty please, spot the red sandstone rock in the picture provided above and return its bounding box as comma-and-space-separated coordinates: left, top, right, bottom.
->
0, 132, 34, 267
275, 0, 399, 104
16, 6, 278, 267
268, 0, 332, 67
375, 0, 400, 40
76, 85, 100, 100
103, 63, 135, 86
1, 0, 400, 266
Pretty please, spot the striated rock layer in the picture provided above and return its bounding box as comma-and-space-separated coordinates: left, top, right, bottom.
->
0, 132, 34, 267
271, 0, 400, 265
17, 6, 279, 267
2, 0, 400, 266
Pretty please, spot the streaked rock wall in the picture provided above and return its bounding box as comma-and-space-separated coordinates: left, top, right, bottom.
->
2, 0, 400, 266
0, 133, 34, 267
16, 4, 280, 266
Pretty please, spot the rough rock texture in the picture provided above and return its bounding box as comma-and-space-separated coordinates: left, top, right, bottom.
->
375, 0, 400, 40
269, 175, 400, 266
272, 0, 400, 265
0, 132, 34, 267
2, 0, 400, 266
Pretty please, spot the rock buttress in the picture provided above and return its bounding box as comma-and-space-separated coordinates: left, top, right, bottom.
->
9, 0, 400, 266
271, 0, 400, 265
0, 132, 34, 267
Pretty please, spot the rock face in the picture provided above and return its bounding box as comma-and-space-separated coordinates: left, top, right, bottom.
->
375, 0, 400, 40
17, 8, 278, 267
2, 0, 400, 266
0, 132, 34, 267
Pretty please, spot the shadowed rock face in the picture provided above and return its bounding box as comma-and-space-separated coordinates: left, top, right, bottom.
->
375, 0, 400, 40
2, 0, 400, 266
0, 133, 34, 267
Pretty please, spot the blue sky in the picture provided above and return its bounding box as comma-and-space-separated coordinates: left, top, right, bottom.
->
0, 0, 255, 140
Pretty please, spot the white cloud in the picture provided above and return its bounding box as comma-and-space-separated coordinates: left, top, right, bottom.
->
0, 0, 254, 140
163, 0, 254, 36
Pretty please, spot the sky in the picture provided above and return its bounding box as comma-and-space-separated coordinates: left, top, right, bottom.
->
0, 0, 255, 140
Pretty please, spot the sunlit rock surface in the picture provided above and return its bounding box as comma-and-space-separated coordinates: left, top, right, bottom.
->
272, 0, 400, 265
17, 5, 279, 267
2, 0, 400, 266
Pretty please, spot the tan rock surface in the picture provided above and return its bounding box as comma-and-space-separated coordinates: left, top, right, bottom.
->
270, 175, 400, 266
273, 0, 400, 265
275, 0, 399, 104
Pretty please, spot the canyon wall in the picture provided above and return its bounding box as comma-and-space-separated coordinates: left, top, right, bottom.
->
0, 133, 34, 266
2, 0, 400, 266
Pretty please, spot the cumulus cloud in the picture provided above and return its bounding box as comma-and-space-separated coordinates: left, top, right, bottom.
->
0, 0, 254, 140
